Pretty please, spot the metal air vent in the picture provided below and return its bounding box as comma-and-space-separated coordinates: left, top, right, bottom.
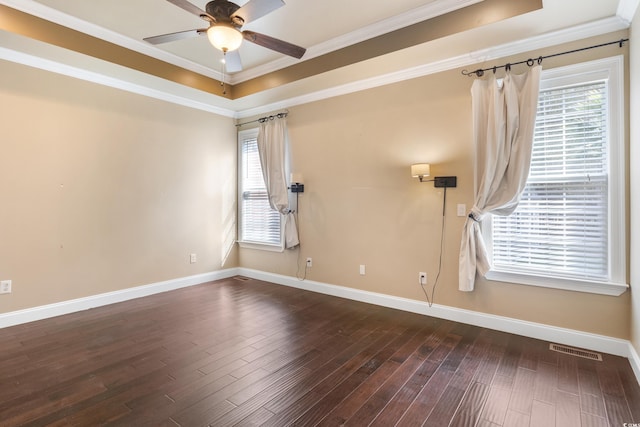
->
549, 343, 602, 361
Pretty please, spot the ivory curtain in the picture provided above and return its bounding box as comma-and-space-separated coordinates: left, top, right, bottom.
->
459, 66, 542, 291
257, 117, 299, 249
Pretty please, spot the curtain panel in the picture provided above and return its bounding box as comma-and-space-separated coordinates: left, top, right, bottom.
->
257, 118, 299, 249
459, 66, 542, 291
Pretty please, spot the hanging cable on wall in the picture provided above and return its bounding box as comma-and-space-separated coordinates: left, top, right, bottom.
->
286, 177, 308, 281
293, 191, 308, 281
420, 187, 447, 307
411, 165, 456, 307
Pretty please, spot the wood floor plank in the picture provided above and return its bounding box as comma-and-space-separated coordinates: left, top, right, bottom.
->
290, 327, 412, 426
365, 322, 458, 426
504, 409, 530, 427
478, 381, 511, 425
400, 331, 481, 426
261, 326, 406, 426
0, 277, 638, 426
580, 412, 609, 427
534, 361, 558, 404
473, 331, 509, 386
208, 367, 312, 427
530, 399, 556, 427
261, 327, 390, 418
508, 367, 536, 415
316, 325, 425, 426
448, 381, 490, 427
344, 321, 453, 426
556, 390, 582, 427
558, 352, 580, 395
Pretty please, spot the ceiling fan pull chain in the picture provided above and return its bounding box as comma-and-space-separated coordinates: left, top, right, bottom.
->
221, 50, 227, 95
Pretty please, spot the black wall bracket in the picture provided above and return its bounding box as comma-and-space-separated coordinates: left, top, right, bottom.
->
433, 176, 457, 188
290, 183, 305, 193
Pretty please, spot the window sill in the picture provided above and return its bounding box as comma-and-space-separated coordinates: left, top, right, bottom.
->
485, 269, 628, 296
238, 240, 284, 252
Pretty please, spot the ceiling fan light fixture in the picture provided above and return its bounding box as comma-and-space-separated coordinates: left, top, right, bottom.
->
207, 25, 243, 52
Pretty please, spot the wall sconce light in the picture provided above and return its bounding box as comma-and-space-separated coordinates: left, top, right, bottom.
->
411, 163, 457, 188
411, 163, 431, 182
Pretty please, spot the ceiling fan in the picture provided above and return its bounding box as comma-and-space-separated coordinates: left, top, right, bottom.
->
144, 0, 306, 72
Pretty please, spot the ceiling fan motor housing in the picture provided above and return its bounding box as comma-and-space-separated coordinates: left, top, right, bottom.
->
206, 0, 244, 27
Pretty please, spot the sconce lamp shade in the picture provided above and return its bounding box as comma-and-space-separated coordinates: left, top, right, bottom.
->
411, 163, 431, 181
290, 173, 304, 184
207, 25, 243, 52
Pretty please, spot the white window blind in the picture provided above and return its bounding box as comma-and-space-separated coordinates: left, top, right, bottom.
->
492, 80, 610, 281
239, 132, 282, 246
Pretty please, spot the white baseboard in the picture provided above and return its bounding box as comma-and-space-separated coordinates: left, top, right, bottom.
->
0, 268, 240, 329
238, 268, 634, 359
2, 266, 638, 385
628, 344, 640, 383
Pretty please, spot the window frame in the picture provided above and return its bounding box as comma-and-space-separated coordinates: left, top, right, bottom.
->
482, 56, 628, 296
237, 128, 284, 252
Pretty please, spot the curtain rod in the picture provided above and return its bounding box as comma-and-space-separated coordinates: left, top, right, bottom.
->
461, 38, 629, 77
235, 110, 289, 127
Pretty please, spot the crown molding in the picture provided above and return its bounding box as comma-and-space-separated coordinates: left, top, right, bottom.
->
617, 0, 640, 23
0, 0, 482, 86
0, 0, 224, 81
0, 1, 630, 118
228, 0, 483, 84
0, 29, 237, 117
237, 15, 630, 118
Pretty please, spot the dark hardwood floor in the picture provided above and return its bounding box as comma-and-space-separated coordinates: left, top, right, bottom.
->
1, 277, 639, 426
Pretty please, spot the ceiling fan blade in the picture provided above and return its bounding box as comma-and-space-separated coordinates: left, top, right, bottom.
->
143, 28, 206, 45
231, 0, 284, 24
166, 0, 216, 22
242, 31, 305, 59
224, 50, 243, 73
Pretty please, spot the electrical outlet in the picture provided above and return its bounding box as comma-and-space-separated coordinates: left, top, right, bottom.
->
359, 265, 366, 275
190, 253, 197, 264
306, 257, 312, 268
457, 204, 466, 217
419, 272, 427, 286
0, 280, 12, 294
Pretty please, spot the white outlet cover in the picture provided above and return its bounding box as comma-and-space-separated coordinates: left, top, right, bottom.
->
0, 280, 11, 294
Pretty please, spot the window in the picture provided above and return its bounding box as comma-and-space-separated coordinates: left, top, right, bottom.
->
485, 57, 627, 295
238, 129, 282, 250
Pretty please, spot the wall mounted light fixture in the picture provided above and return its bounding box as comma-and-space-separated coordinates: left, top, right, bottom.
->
411, 163, 457, 188
411, 163, 431, 182
411, 162, 458, 307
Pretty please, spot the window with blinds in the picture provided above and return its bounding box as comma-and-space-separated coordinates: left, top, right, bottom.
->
486, 57, 627, 295
238, 130, 282, 247
492, 80, 609, 280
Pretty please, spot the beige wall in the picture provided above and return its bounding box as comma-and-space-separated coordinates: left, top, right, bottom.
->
240, 31, 631, 339
0, 27, 633, 342
0, 60, 238, 313
630, 8, 640, 352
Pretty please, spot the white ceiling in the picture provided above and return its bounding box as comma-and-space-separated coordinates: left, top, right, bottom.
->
0, 0, 637, 117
